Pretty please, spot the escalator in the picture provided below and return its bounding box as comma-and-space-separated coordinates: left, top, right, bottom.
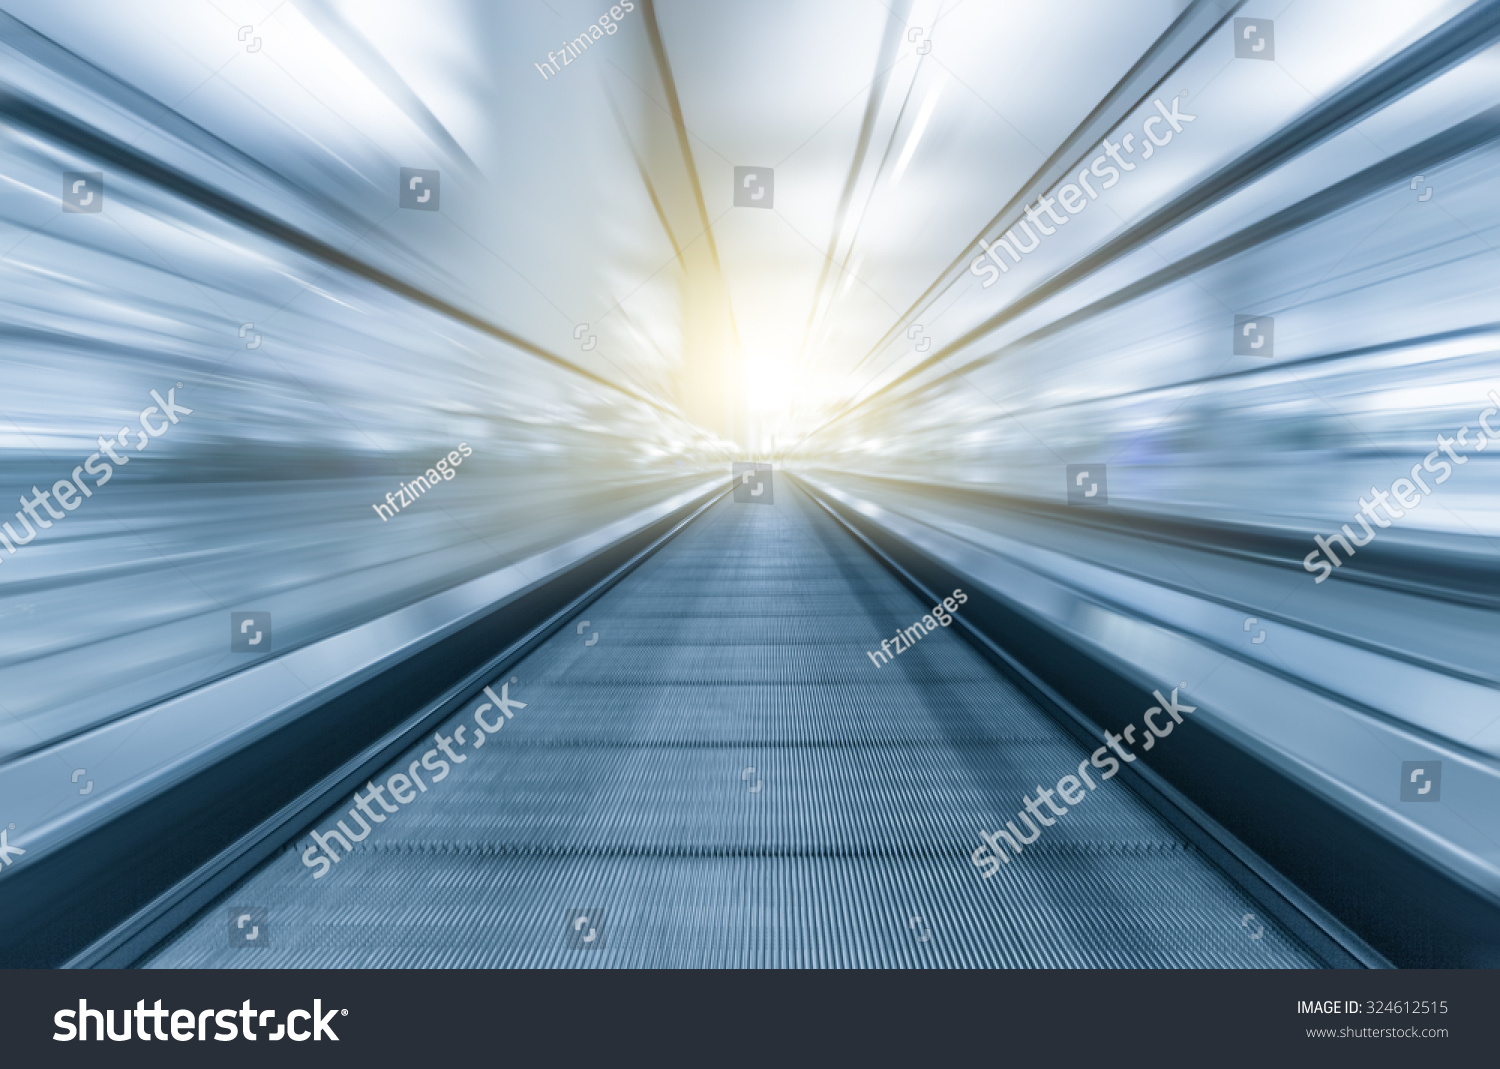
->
143, 481, 1325, 968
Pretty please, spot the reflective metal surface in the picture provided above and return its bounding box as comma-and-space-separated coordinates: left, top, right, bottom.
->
1, 0, 1497, 969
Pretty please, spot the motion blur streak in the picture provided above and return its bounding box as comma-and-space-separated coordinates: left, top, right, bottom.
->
0, 5, 727, 758
0, 0, 1497, 969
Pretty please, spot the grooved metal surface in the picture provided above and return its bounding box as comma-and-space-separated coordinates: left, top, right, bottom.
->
145, 484, 1321, 967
